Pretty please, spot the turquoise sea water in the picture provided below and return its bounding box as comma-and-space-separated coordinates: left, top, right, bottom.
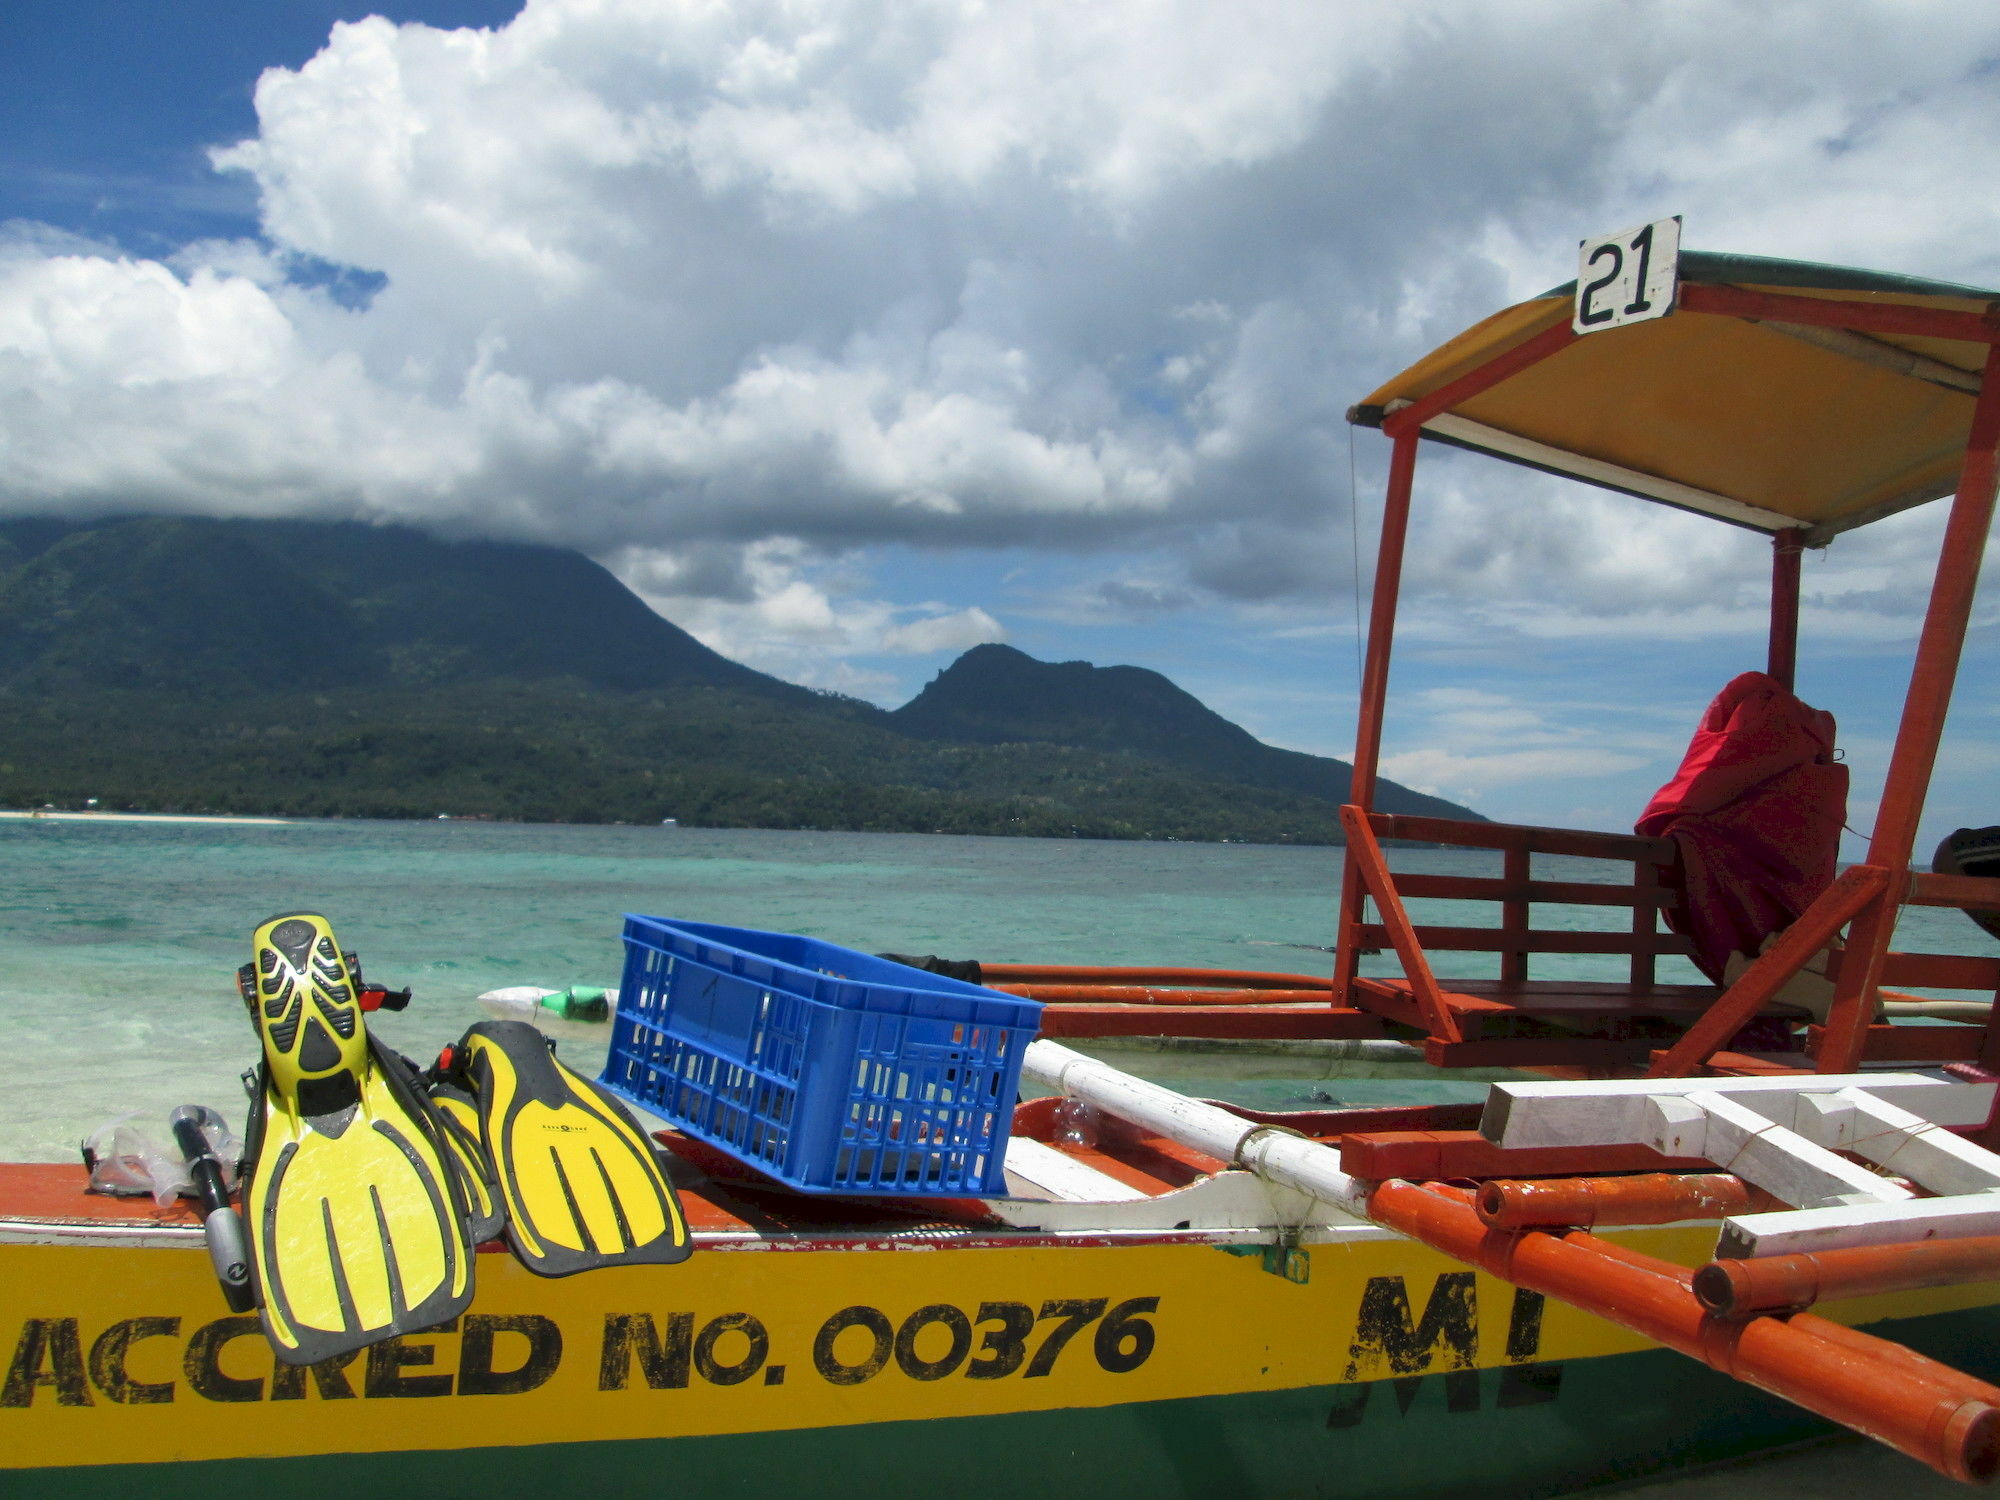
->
0, 819, 1343, 1160
2, 817, 1993, 1162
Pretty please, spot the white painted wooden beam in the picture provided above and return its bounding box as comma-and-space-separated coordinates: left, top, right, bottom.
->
1717, 1193, 2000, 1258
1413, 412, 1801, 532
1483, 1072, 1992, 1149
1002, 1137, 1149, 1203
982, 1169, 1342, 1236
1643, 1093, 1911, 1210
1794, 1088, 2000, 1198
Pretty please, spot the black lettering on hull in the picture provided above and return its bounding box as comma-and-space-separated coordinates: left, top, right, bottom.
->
184, 1316, 266, 1403
1329, 1284, 1565, 1427
89, 1317, 179, 1404
2, 1319, 94, 1407
461, 1314, 562, 1396
1343, 1273, 1478, 1380
813, 1306, 893, 1386
271, 1348, 359, 1400
693, 1314, 768, 1387
365, 1321, 456, 1398
600, 1312, 692, 1391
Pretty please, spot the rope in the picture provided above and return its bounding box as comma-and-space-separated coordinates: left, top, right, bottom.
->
1233, 1121, 1310, 1172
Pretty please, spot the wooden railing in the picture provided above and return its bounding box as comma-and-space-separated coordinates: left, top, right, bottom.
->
1368, 813, 1675, 864
1354, 811, 1686, 991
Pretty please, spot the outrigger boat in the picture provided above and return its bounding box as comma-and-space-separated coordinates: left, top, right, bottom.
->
12, 227, 2000, 1496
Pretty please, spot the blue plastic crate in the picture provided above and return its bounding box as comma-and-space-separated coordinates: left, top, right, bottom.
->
601, 917, 1042, 1196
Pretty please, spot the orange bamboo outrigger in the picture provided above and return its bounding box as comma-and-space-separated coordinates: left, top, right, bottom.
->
1370, 1180, 2000, 1485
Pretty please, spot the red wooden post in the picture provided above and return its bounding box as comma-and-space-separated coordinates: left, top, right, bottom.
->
1819, 338, 2000, 1074
1648, 864, 1889, 1077
1338, 322, 1581, 1003
1334, 429, 1420, 1004
1500, 843, 1530, 984
1341, 805, 1460, 1041
1331, 844, 1368, 1006
1348, 429, 1419, 812
1768, 528, 1805, 691
1629, 853, 1659, 990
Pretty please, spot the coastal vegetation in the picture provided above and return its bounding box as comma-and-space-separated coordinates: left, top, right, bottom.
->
0, 517, 1479, 842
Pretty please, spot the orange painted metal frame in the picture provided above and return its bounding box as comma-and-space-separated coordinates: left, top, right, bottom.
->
1338, 277, 2000, 1084
982, 965, 1329, 989
1643, 863, 1889, 1077
1377, 318, 1579, 438
1033, 1003, 1385, 1040
1677, 282, 2000, 344
1001, 985, 1331, 1005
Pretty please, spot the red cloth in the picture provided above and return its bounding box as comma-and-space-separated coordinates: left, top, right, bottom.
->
1635, 672, 1848, 983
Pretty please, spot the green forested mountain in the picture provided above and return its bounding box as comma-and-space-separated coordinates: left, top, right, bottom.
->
0, 516, 799, 700
892, 643, 1476, 822
0, 516, 1479, 842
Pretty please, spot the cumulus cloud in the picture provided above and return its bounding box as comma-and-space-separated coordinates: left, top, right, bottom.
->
3, 0, 1999, 687
610, 537, 1002, 689
1381, 685, 1689, 809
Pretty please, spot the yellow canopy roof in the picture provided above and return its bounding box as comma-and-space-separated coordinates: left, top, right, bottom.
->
1351, 253, 2000, 542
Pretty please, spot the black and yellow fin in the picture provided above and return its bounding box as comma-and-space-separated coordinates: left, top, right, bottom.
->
241, 913, 474, 1364
451, 1019, 691, 1277
431, 1082, 506, 1245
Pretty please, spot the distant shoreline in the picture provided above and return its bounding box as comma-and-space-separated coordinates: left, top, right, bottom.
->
0, 809, 293, 826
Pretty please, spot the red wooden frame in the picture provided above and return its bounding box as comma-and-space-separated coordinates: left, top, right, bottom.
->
1768, 528, 1805, 690
1340, 283, 2000, 1077
1340, 803, 1458, 1040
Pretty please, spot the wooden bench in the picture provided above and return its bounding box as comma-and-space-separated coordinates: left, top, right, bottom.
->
1335, 806, 1777, 1068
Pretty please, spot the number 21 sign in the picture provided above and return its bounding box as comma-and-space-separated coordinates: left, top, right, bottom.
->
1573, 216, 1681, 334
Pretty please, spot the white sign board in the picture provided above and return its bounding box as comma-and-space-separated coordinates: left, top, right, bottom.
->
1572, 216, 1682, 334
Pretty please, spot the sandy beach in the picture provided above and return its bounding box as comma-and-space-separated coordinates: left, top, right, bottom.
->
0, 809, 292, 825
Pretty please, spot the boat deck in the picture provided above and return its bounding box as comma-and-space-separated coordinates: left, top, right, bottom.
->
0, 1096, 1491, 1249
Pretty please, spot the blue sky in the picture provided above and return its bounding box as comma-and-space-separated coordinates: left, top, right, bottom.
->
4, 1, 2000, 854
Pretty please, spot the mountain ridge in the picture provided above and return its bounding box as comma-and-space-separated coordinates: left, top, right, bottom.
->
0, 516, 1479, 840
0, 515, 805, 701
892, 643, 1475, 822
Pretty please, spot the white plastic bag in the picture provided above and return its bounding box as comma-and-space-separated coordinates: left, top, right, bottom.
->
85, 1107, 242, 1208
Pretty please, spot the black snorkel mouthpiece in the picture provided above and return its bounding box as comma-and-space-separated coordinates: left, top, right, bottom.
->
170, 1105, 255, 1314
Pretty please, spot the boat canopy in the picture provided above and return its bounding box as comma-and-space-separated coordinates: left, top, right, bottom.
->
1349, 252, 2000, 542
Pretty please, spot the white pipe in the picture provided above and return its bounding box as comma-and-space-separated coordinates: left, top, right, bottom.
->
1021, 1039, 1372, 1218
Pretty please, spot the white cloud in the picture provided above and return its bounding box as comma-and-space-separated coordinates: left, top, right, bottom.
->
4, 0, 2000, 692
1380, 684, 1690, 813
1384, 744, 1651, 799
608, 537, 1001, 695
879, 606, 1002, 654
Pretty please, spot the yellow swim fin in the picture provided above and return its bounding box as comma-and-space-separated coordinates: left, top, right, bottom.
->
241, 913, 474, 1364
430, 1081, 506, 1245
447, 1020, 691, 1277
